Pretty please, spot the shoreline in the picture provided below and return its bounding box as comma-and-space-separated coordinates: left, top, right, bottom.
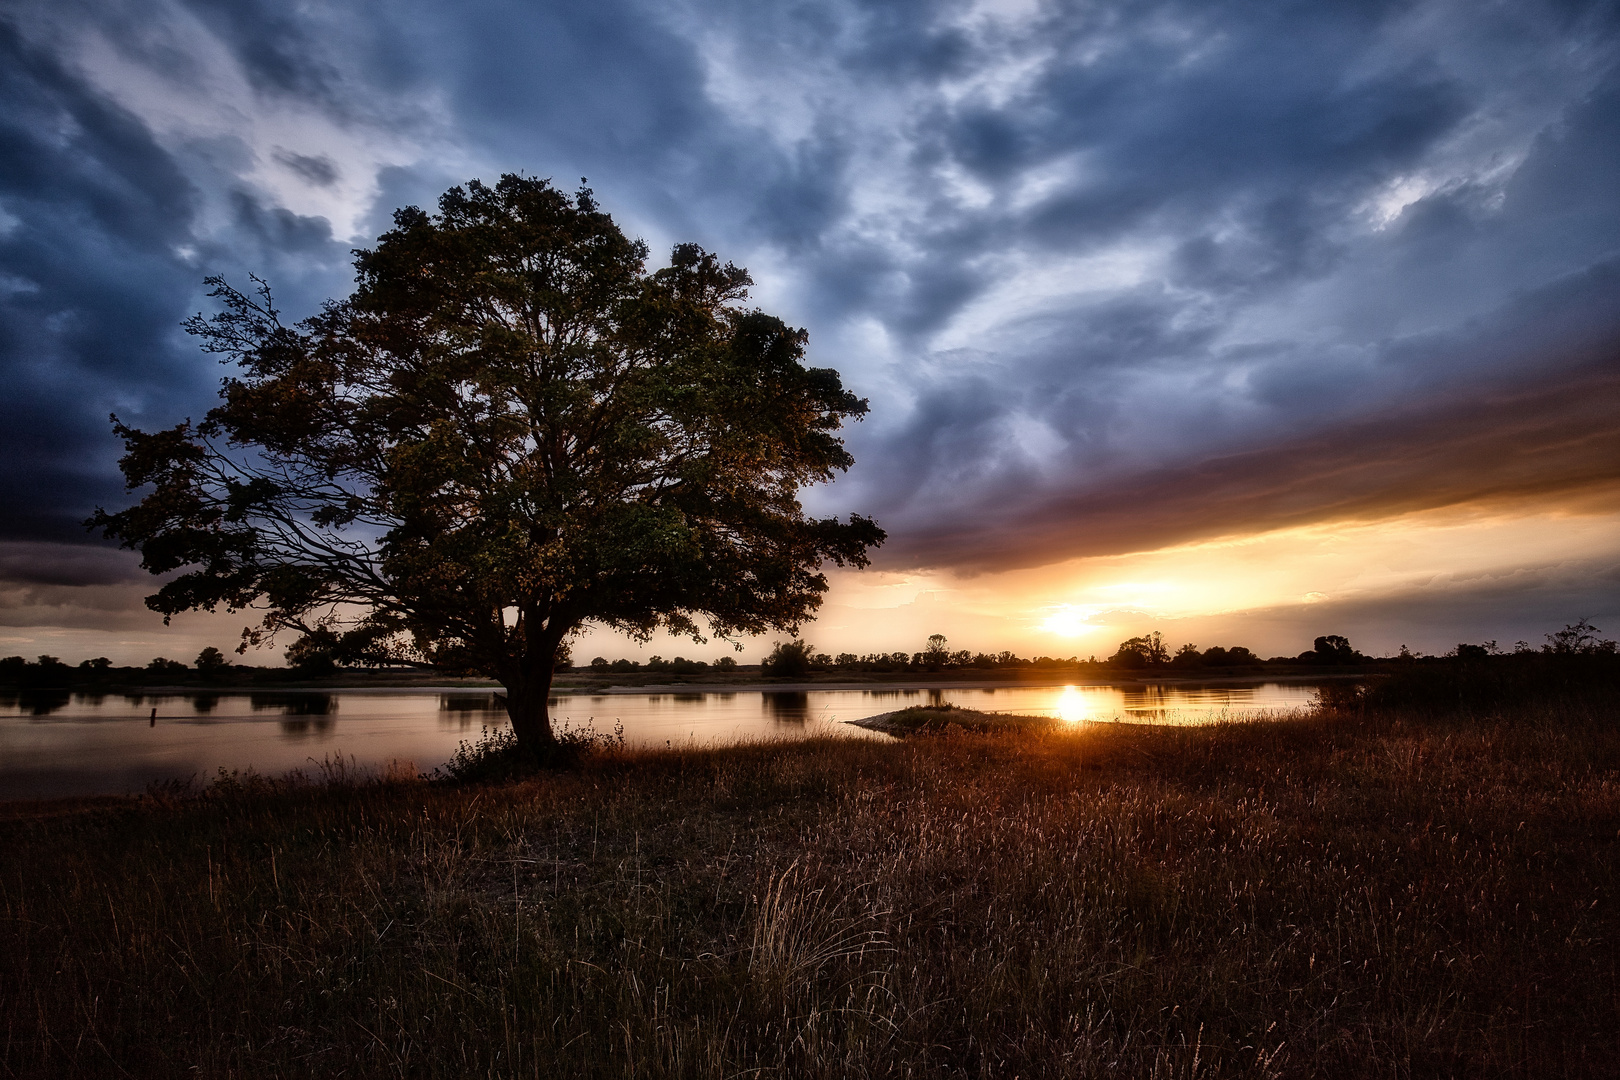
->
2, 671, 1368, 697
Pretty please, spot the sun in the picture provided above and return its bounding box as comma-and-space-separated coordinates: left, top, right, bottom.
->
1040, 605, 1095, 637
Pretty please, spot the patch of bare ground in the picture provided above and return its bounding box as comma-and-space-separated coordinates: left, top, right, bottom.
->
2, 700, 1617, 1077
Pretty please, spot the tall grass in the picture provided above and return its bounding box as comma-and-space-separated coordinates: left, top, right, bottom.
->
2, 698, 1617, 1077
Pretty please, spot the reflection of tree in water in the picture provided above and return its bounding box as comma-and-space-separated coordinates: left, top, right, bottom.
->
77, 692, 107, 707
439, 693, 504, 731
441, 693, 501, 713
192, 695, 220, 714
279, 716, 336, 738
1122, 685, 1172, 715
9, 691, 71, 716
250, 693, 335, 716
762, 691, 810, 724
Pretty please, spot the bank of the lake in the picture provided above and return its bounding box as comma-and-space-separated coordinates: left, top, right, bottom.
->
0, 681, 1323, 800
3, 697, 1616, 1078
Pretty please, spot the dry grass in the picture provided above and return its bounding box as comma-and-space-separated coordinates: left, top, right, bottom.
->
2, 701, 1618, 1078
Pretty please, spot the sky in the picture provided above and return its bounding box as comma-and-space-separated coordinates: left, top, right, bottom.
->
0, 0, 1617, 666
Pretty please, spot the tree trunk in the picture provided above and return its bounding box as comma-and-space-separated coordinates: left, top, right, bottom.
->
502, 626, 565, 756
504, 671, 556, 755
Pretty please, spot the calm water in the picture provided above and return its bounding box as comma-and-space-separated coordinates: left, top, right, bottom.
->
0, 682, 1320, 799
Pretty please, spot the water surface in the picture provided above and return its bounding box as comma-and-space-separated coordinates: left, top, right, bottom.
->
0, 681, 1319, 799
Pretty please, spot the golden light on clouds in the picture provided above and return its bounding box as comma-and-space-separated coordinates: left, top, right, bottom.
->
789, 492, 1620, 659
41, 486, 1608, 667
1039, 607, 1098, 637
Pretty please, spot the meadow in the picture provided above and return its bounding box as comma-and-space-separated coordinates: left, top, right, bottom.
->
2, 686, 1616, 1077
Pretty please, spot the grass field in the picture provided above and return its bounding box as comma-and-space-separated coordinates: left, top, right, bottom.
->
3, 696, 1617, 1077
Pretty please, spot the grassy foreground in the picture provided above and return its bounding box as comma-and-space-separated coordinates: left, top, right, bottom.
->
3, 702, 1618, 1078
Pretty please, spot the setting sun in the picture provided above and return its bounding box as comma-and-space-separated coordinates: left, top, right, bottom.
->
1040, 606, 1097, 637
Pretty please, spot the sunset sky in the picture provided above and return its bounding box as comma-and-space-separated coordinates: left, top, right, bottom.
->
1, 0, 1617, 666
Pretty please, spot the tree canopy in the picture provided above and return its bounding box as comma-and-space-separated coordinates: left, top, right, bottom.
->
91, 174, 884, 750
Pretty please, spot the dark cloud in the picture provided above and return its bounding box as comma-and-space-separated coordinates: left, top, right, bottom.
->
887, 365, 1620, 571
0, 19, 202, 540
0, 0, 1615, 633
272, 147, 339, 187
0, 542, 141, 587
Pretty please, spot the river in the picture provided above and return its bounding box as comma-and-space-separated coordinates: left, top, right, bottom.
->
0, 681, 1323, 799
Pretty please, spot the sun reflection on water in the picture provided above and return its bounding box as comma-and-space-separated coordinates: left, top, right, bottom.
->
1056, 685, 1088, 723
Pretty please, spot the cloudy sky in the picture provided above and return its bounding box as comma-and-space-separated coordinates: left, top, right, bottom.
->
2, 0, 1617, 665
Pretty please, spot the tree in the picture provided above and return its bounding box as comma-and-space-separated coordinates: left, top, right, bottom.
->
90, 175, 884, 753
1312, 635, 1357, 664
1544, 619, 1616, 655
195, 646, 230, 677
1110, 632, 1168, 669
761, 640, 815, 678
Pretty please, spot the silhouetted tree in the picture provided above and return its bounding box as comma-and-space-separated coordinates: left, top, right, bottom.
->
761, 640, 814, 678
1311, 635, 1357, 664
0, 656, 72, 688
1545, 619, 1615, 655
284, 633, 337, 677
1111, 632, 1169, 669
91, 176, 883, 754
195, 646, 230, 677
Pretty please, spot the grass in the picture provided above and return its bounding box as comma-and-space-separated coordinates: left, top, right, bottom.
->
846, 702, 1058, 735
2, 697, 1618, 1077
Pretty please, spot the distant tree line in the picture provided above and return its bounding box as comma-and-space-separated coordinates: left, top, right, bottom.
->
0, 649, 238, 690
738, 631, 1354, 679
3, 623, 1612, 689
586, 655, 738, 675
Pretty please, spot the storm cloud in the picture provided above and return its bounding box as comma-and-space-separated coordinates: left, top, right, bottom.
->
1, 0, 1617, 653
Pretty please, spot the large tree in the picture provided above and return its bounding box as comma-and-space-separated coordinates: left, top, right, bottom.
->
91, 175, 884, 752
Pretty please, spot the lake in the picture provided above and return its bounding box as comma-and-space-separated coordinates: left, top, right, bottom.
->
0, 681, 1323, 799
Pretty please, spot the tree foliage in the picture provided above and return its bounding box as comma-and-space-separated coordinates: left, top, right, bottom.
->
90, 175, 884, 750
1110, 632, 1169, 669
760, 639, 815, 678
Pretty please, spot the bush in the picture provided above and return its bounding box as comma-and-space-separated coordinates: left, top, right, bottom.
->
435, 720, 626, 783
1353, 634, 1619, 714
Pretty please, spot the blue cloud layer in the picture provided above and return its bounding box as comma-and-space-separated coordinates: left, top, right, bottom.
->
0, 0, 1616, 585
